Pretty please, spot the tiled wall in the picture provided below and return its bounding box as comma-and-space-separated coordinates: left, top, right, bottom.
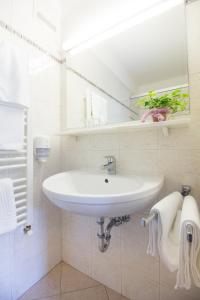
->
0, 1, 62, 299
61, 2, 200, 300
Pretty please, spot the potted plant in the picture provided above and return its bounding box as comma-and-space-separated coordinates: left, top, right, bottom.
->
137, 89, 188, 122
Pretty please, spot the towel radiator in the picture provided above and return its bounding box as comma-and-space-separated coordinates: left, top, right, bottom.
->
0, 103, 33, 228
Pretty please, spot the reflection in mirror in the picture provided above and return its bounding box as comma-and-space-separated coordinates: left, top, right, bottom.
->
64, 1, 189, 130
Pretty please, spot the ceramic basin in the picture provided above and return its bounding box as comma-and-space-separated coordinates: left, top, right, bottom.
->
43, 171, 164, 217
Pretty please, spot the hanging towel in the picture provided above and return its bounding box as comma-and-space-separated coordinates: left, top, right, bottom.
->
0, 105, 24, 151
147, 192, 183, 272
0, 178, 17, 235
0, 41, 29, 107
176, 195, 200, 290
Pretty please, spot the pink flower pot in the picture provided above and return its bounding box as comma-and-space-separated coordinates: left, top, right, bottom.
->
141, 108, 170, 122
152, 112, 168, 122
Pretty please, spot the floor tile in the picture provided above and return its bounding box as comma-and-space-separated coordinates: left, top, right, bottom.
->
18, 264, 61, 300
18, 262, 130, 300
61, 263, 100, 293
61, 286, 108, 300
160, 285, 200, 300
106, 287, 129, 300
39, 286, 108, 300
39, 296, 61, 300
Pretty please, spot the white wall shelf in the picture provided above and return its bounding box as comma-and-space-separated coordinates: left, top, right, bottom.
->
58, 117, 190, 137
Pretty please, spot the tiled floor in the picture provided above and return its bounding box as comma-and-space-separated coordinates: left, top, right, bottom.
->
18, 262, 129, 300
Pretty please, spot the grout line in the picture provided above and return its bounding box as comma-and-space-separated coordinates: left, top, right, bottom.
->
60, 284, 101, 295
0, 19, 66, 64
60, 262, 102, 294
24, 292, 60, 300
19, 261, 127, 300
59, 261, 62, 297
17, 262, 62, 300
104, 286, 110, 300
159, 255, 161, 300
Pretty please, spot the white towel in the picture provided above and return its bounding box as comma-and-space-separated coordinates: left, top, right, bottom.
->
0, 41, 29, 107
0, 178, 17, 235
176, 196, 200, 290
147, 192, 183, 272
0, 105, 24, 150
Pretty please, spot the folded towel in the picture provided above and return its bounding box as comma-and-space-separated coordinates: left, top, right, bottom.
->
147, 192, 183, 272
176, 195, 200, 289
0, 178, 17, 235
0, 41, 29, 107
0, 105, 24, 151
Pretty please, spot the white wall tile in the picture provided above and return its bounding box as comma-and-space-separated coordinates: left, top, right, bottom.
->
119, 149, 159, 175
160, 261, 200, 300
91, 255, 122, 294
119, 130, 158, 150
33, 0, 61, 56
187, 0, 200, 75
91, 134, 119, 151
0, 274, 12, 300
62, 239, 91, 276
12, 0, 34, 37
0, 0, 12, 24
122, 265, 159, 300
0, 1, 62, 299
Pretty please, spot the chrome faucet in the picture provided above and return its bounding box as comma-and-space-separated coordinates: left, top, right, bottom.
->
102, 155, 116, 175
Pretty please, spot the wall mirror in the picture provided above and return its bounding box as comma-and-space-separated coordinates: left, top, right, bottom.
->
64, 1, 189, 130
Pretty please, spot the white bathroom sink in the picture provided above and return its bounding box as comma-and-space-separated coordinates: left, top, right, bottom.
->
42, 171, 164, 217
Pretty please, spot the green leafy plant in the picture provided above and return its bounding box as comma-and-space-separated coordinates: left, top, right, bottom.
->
137, 89, 188, 113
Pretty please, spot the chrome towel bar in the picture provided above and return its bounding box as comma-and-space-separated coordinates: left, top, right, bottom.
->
141, 212, 193, 243
141, 212, 157, 227
141, 185, 193, 243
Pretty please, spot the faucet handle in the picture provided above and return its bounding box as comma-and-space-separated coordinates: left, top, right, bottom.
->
104, 155, 115, 163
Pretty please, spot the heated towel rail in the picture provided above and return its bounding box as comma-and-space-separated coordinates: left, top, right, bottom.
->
0, 103, 33, 228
